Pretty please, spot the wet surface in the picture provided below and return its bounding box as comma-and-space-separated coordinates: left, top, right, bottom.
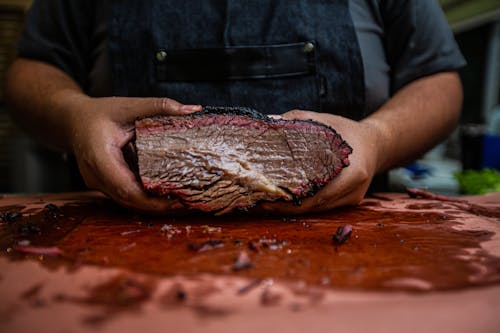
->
1, 194, 500, 293
55, 274, 157, 325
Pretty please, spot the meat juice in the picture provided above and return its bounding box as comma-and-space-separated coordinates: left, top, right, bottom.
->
2, 194, 500, 292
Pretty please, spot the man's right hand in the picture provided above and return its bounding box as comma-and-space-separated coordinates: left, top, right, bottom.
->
6, 59, 203, 214
66, 95, 202, 213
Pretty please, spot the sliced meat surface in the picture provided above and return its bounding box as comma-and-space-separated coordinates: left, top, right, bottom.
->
135, 107, 352, 214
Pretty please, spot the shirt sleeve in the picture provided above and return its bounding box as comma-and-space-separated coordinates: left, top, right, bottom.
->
382, 0, 466, 93
16, 0, 95, 90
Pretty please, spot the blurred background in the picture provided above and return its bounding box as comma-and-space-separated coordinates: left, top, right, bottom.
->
0, 0, 499, 195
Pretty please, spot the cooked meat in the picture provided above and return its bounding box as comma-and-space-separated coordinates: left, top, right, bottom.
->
135, 107, 352, 214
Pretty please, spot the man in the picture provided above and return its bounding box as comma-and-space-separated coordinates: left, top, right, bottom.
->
5, 0, 465, 214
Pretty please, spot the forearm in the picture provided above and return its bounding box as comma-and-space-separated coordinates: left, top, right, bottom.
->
261, 71, 463, 214
362, 72, 463, 173
6, 58, 201, 212
5, 58, 86, 151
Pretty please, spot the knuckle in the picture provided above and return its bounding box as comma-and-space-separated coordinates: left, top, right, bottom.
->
285, 110, 301, 119
83, 178, 95, 189
160, 97, 179, 113
115, 186, 132, 204
80, 154, 98, 172
355, 168, 370, 184
146, 98, 163, 114
352, 192, 365, 204
81, 174, 97, 190
313, 196, 327, 208
114, 185, 145, 211
160, 97, 169, 111
287, 109, 312, 120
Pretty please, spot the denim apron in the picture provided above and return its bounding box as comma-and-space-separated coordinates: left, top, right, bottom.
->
108, 0, 365, 120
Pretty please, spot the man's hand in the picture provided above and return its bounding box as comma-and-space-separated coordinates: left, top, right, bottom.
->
261, 110, 383, 214
6, 58, 204, 213
66, 95, 202, 213
260, 72, 462, 214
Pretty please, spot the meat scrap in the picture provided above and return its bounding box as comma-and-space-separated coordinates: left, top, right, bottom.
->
187, 239, 225, 252
44, 203, 59, 219
135, 106, 352, 215
406, 187, 500, 219
406, 188, 466, 203
332, 224, 353, 245
248, 241, 261, 253
14, 246, 63, 256
44, 203, 58, 211
17, 223, 41, 235
237, 279, 262, 295
201, 225, 222, 233
248, 237, 291, 252
161, 283, 188, 306
260, 288, 282, 306
0, 211, 21, 223
161, 224, 182, 239
260, 238, 289, 250
121, 229, 141, 236
232, 251, 253, 271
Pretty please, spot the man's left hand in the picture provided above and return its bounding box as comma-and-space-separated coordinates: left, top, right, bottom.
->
261, 110, 383, 214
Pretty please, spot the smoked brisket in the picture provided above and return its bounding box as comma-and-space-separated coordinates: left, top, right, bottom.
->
135, 107, 352, 214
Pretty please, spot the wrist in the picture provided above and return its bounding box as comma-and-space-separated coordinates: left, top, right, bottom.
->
360, 116, 392, 174
55, 90, 95, 153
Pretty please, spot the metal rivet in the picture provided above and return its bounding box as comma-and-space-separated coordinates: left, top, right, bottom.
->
303, 42, 315, 53
156, 50, 167, 62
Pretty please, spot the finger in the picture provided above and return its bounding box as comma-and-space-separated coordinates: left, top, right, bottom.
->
321, 189, 363, 210
110, 97, 202, 123
259, 170, 362, 215
259, 199, 312, 215
281, 109, 317, 121
89, 142, 182, 213
268, 114, 283, 120
313, 173, 368, 207
318, 175, 370, 210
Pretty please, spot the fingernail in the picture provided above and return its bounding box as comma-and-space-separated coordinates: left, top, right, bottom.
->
268, 114, 283, 120
181, 105, 202, 112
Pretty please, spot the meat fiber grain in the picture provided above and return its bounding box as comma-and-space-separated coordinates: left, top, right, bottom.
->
135, 107, 352, 214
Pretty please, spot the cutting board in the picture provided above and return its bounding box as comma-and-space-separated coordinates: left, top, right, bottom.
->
1, 191, 500, 332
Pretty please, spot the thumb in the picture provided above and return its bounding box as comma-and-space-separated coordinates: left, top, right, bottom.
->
109, 97, 202, 123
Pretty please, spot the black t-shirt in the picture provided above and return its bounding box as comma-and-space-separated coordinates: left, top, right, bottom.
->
17, 0, 465, 115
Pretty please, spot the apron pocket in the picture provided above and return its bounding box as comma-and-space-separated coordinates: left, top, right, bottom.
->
155, 41, 317, 81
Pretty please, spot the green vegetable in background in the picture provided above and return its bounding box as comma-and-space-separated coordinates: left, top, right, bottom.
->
454, 168, 500, 195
